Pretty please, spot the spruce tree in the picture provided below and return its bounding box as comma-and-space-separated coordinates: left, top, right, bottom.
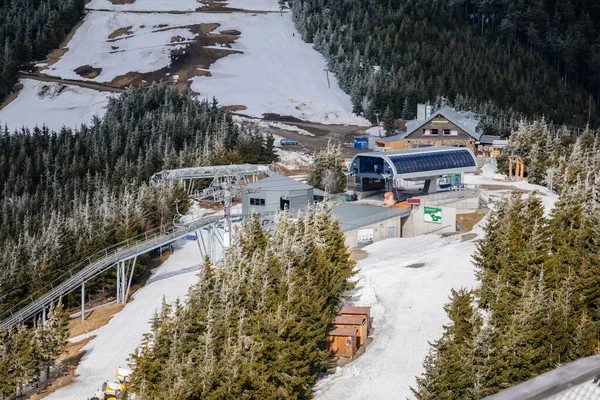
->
382, 105, 395, 136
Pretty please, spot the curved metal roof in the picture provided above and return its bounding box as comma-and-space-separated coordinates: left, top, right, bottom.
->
351, 146, 478, 180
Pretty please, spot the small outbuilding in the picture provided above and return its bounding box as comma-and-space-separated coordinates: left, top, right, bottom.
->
333, 315, 368, 346
340, 306, 371, 332
242, 174, 314, 214
327, 327, 358, 358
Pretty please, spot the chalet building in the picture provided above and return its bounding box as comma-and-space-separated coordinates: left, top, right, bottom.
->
374, 105, 484, 153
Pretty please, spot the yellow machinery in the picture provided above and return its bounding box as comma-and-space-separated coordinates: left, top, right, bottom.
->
116, 367, 132, 383
101, 381, 125, 399
89, 367, 132, 400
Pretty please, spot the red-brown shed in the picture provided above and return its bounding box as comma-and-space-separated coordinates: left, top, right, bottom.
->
340, 306, 371, 331
327, 327, 357, 358
333, 315, 368, 346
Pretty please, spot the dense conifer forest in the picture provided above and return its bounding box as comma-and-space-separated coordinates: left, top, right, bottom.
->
129, 209, 355, 399
0, 0, 85, 98
412, 124, 600, 398
0, 85, 277, 318
292, 0, 600, 127
0, 301, 68, 398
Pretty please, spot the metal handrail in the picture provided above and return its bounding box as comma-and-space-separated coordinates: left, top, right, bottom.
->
0, 212, 232, 329
485, 356, 600, 400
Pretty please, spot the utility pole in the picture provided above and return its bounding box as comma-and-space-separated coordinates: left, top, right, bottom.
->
324, 68, 331, 89
224, 183, 232, 244
374, 109, 382, 135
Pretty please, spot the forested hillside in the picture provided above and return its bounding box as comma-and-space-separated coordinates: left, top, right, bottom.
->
129, 209, 355, 399
0, 85, 277, 318
292, 0, 600, 127
412, 125, 600, 398
0, 0, 85, 98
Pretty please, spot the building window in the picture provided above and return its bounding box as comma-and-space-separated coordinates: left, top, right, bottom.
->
431, 129, 439, 135
443, 129, 451, 135
250, 198, 265, 206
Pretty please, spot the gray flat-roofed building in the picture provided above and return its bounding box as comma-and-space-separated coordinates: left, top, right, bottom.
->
332, 203, 411, 247
242, 175, 314, 214
347, 146, 477, 195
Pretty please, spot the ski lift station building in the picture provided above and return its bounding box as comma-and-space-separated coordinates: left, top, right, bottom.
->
346, 146, 478, 195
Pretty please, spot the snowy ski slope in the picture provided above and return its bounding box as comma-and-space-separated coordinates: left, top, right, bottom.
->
44, 240, 202, 400
0, 79, 112, 131
314, 176, 558, 399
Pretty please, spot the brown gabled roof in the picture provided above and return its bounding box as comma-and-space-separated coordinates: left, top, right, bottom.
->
340, 306, 370, 315
333, 315, 366, 325
328, 327, 357, 337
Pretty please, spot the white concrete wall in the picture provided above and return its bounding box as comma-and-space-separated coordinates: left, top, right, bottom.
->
401, 205, 456, 237
344, 216, 403, 248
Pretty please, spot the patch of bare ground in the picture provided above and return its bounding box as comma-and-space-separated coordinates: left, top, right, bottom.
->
74, 65, 102, 79
221, 29, 241, 35
171, 35, 186, 43
108, 26, 134, 39
456, 208, 488, 233
109, 0, 135, 4
26, 336, 95, 400
111, 45, 119, 50
407, 263, 425, 268
37, 20, 85, 73
109, 23, 241, 91
68, 302, 125, 338
278, 165, 310, 176
0, 82, 23, 111
349, 248, 368, 261
461, 233, 478, 242
197, 0, 274, 13
221, 105, 247, 112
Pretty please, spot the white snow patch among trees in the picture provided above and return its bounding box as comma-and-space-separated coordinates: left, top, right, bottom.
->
0, 79, 112, 131
276, 148, 312, 169
365, 126, 386, 137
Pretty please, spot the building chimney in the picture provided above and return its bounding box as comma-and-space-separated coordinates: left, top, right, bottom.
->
417, 104, 426, 121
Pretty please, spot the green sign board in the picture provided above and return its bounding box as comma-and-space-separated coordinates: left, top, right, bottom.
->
424, 206, 442, 224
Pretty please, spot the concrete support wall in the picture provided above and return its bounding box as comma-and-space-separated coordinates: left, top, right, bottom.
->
343, 216, 403, 248
401, 205, 456, 237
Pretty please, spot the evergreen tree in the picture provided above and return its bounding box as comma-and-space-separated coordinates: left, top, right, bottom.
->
382, 105, 395, 136
307, 141, 346, 193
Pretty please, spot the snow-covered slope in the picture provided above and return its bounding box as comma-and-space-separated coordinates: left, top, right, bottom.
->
87, 0, 201, 12
0, 79, 112, 131
314, 231, 482, 399
41, 8, 367, 125
190, 13, 367, 125
42, 12, 200, 83
226, 0, 282, 11
44, 240, 202, 400
315, 177, 558, 399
